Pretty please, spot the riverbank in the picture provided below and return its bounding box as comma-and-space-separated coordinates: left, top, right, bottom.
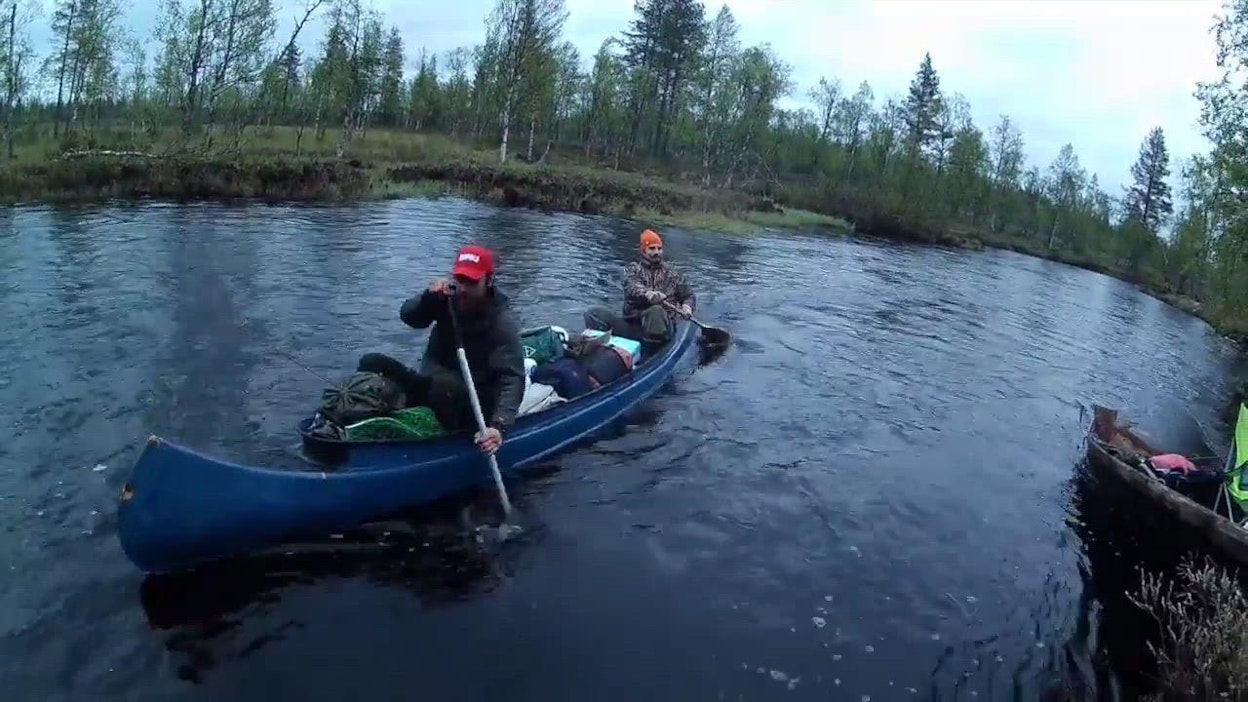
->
0, 128, 983, 245
0, 125, 1236, 340
0, 127, 846, 236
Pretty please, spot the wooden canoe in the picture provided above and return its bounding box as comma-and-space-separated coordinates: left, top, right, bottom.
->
1085, 405, 1248, 567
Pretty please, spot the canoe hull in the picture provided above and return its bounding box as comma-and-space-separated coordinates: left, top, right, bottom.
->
117, 322, 696, 573
1084, 405, 1248, 567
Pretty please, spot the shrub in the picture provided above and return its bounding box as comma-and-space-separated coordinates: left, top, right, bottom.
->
1129, 555, 1248, 701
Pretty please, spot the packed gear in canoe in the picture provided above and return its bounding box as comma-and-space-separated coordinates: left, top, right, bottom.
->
308, 324, 649, 440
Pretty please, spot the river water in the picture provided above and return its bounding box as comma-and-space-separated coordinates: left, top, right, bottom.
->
0, 197, 1241, 701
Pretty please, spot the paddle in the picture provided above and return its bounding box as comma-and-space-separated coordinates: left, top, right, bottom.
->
663, 300, 731, 348
601, 267, 730, 350
445, 296, 520, 539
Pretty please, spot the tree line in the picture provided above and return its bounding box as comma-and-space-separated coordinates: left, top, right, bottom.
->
0, 0, 1242, 328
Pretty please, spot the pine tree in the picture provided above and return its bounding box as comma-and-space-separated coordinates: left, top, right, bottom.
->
902, 52, 943, 160
1122, 126, 1173, 234
621, 0, 707, 156
376, 27, 405, 125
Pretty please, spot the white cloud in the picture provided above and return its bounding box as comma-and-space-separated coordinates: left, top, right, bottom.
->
699, 0, 1224, 193
259, 0, 1230, 194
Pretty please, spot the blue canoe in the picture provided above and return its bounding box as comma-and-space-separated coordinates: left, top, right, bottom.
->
116, 321, 696, 574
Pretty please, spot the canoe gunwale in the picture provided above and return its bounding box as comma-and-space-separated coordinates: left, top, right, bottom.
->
1084, 404, 1248, 567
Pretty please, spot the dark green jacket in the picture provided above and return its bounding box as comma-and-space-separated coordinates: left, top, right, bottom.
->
399, 288, 526, 433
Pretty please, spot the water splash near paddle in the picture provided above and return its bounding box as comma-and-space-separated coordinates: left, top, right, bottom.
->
463, 507, 528, 549
662, 300, 731, 363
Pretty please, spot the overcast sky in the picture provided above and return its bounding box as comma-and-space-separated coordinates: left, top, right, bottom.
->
106, 0, 1227, 195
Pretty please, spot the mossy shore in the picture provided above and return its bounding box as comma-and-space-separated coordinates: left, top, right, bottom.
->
0, 127, 847, 236
0, 126, 1234, 342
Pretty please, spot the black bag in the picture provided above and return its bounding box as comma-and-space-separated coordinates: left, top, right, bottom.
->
531, 357, 595, 399
319, 371, 406, 426
580, 344, 633, 387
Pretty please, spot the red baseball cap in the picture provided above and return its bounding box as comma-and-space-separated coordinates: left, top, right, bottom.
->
451, 244, 495, 281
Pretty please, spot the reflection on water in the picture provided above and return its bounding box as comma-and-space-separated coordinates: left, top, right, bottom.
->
142, 518, 506, 683
0, 197, 1242, 701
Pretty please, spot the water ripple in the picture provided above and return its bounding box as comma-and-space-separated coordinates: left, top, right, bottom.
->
0, 198, 1239, 701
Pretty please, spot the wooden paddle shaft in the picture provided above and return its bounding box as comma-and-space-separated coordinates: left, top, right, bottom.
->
662, 299, 714, 331
455, 346, 513, 517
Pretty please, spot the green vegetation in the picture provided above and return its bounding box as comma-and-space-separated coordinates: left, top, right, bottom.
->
0, 0, 1243, 335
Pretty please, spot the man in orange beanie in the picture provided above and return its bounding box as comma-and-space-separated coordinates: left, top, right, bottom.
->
584, 228, 696, 349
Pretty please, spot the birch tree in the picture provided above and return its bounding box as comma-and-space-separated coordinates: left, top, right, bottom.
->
483, 0, 567, 163
0, 0, 37, 157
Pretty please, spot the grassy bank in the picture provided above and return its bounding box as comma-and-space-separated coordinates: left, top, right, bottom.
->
0, 125, 846, 235
0, 124, 1235, 339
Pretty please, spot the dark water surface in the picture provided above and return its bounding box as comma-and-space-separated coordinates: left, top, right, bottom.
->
0, 198, 1241, 701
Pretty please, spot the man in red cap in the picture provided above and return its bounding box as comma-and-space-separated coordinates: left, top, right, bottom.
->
357, 244, 525, 455
585, 228, 695, 350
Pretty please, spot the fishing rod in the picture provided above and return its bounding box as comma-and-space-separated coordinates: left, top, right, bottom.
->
271, 347, 338, 387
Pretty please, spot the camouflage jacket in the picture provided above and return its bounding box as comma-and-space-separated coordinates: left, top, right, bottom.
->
622, 259, 695, 319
